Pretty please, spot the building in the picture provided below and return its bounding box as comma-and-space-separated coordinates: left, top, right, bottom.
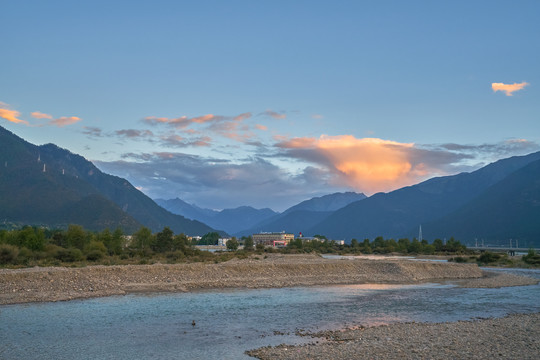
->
218, 238, 230, 246
252, 232, 294, 247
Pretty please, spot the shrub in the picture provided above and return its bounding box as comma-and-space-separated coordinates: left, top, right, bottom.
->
55, 248, 84, 262
165, 250, 185, 262
0, 244, 19, 264
477, 251, 501, 265
523, 249, 540, 265
16, 247, 34, 265
86, 250, 104, 261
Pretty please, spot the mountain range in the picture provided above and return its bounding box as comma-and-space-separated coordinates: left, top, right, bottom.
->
157, 192, 366, 235
160, 154, 540, 247
155, 198, 279, 234
307, 152, 540, 247
0, 126, 219, 235
2, 125, 540, 247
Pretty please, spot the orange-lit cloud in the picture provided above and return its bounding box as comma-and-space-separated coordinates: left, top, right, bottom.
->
0, 103, 28, 124
31, 111, 53, 119
276, 135, 435, 194
49, 116, 81, 127
255, 124, 268, 131
492, 82, 529, 96
234, 112, 252, 121
144, 113, 244, 129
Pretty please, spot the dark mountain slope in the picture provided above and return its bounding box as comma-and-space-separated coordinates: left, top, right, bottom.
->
237, 210, 332, 237
0, 126, 218, 235
235, 192, 366, 237
155, 198, 217, 221
283, 192, 367, 214
422, 158, 540, 247
155, 198, 278, 234
308, 151, 540, 240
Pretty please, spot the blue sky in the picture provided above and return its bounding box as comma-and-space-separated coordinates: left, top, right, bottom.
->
1, 0, 539, 211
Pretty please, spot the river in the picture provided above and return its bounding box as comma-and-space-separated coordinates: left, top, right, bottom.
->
1, 268, 539, 359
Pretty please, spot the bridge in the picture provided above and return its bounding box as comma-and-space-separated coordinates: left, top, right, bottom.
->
468, 247, 539, 256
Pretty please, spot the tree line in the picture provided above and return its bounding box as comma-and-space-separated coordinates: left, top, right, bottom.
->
1, 224, 469, 267
0, 225, 218, 266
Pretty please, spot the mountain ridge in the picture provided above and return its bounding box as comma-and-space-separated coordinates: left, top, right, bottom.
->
0, 126, 220, 235
307, 151, 540, 244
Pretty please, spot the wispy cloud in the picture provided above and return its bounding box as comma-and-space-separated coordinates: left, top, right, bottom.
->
492, 82, 529, 96
82, 126, 104, 137
144, 114, 227, 129
142, 111, 258, 144
0, 102, 28, 124
96, 152, 340, 211
31, 111, 53, 119
260, 110, 286, 119
159, 134, 212, 148
255, 124, 268, 131
48, 116, 81, 127
115, 129, 154, 139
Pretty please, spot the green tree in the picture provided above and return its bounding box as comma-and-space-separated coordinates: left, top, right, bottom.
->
350, 239, 359, 248
17, 227, 45, 251
227, 238, 239, 251
408, 238, 422, 253
201, 232, 220, 246
66, 225, 88, 250
84, 240, 108, 261
432, 239, 444, 252
110, 228, 124, 255
154, 227, 174, 253
172, 233, 190, 251
243, 236, 254, 251
132, 226, 154, 253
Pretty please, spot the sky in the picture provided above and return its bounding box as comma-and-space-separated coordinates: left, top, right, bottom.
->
1, 0, 539, 211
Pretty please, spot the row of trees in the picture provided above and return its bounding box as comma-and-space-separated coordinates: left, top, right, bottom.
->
282, 235, 467, 255
347, 236, 467, 254
0, 225, 205, 265
1, 224, 470, 266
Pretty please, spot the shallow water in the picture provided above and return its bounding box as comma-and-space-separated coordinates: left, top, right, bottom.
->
1, 269, 539, 360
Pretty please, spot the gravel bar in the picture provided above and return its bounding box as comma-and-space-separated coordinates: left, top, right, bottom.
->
0, 254, 536, 305
246, 312, 540, 360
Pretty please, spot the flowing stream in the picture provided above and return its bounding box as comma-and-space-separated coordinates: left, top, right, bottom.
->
1, 268, 539, 360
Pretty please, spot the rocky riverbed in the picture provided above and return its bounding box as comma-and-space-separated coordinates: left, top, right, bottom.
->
247, 312, 540, 360
0, 254, 536, 305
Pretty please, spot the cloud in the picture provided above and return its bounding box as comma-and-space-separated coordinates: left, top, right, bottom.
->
49, 116, 81, 127
234, 112, 252, 121
82, 126, 104, 137
260, 110, 286, 119
31, 111, 53, 119
255, 124, 268, 131
311, 114, 324, 119
144, 113, 228, 129
159, 134, 212, 148
0, 102, 28, 124
115, 129, 154, 139
492, 82, 529, 96
96, 153, 340, 211
276, 136, 427, 194
143, 111, 259, 144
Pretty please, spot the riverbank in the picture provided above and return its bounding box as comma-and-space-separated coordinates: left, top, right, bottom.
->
247, 312, 540, 359
0, 254, 537, 305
